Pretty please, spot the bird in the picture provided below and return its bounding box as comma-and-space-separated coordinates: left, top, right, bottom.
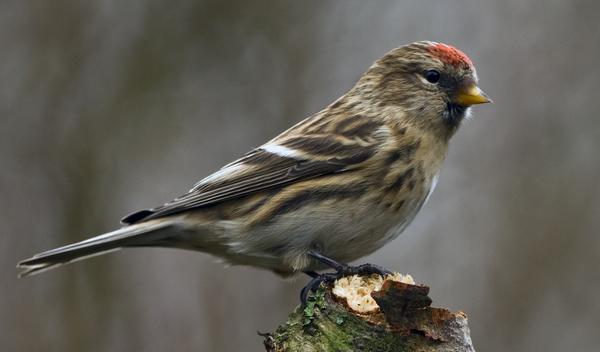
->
17, 41, 490, 301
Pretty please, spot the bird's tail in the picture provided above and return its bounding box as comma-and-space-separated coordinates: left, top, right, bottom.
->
17, 219, 176, 278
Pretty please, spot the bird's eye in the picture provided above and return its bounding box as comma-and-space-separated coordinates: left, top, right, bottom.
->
424, 70, 441, 84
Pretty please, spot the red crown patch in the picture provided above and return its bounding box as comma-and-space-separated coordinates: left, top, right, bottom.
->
427, 43, 473, 69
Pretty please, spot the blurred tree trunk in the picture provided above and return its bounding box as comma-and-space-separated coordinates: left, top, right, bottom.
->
263, 277, 475, 352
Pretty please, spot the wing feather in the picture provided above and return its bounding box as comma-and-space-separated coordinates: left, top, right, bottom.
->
121, 141, 374, 224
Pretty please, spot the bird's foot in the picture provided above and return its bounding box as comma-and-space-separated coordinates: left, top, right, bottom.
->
300, 252, 394, 305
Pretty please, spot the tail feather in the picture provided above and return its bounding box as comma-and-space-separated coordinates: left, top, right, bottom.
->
17, 220, 175, 278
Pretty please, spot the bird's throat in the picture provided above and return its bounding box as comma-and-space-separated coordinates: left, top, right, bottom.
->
443, 102, 468, 130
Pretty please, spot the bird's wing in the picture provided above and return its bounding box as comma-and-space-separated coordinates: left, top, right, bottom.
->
121, 134, 378, 224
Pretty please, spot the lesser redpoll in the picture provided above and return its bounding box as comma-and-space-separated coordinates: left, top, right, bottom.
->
18, 42, 490, 298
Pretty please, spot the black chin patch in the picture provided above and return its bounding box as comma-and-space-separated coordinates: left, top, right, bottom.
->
444, 102, 467, 128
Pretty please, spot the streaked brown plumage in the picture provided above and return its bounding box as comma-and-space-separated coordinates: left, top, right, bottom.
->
17, 41, 490, 279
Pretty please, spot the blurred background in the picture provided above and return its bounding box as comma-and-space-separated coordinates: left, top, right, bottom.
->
1, 0, 599, 351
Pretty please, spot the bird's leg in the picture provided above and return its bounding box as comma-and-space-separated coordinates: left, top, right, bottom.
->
299, 250, 394, 305
307, 250, 348, 272
303, 270, 320, 278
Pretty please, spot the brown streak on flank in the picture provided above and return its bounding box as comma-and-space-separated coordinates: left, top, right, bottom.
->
416, 161, 426, 181
253, 182, 367, 224
235, 190, 280, 217
393, 199, 405, 212
386, 167, 414, 192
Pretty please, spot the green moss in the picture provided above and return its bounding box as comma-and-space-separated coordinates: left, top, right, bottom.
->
273, 286, 439, 351
302, 286, 327, 326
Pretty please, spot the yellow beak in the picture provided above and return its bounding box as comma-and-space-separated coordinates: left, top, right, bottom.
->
454, 85, 492, 106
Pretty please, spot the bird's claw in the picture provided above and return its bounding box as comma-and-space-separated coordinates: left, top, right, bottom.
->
343, 262, 393, 277
300, 263, 393, 305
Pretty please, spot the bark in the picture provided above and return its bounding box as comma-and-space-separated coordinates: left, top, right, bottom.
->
262, 275, 475, 352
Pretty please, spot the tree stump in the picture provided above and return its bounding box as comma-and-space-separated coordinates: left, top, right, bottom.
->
262, 274, 475, 352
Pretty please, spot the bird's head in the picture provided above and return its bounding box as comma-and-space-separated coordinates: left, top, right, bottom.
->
356, 41, 491, 137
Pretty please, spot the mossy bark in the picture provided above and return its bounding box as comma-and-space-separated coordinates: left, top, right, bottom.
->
262, 279, 475, 352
